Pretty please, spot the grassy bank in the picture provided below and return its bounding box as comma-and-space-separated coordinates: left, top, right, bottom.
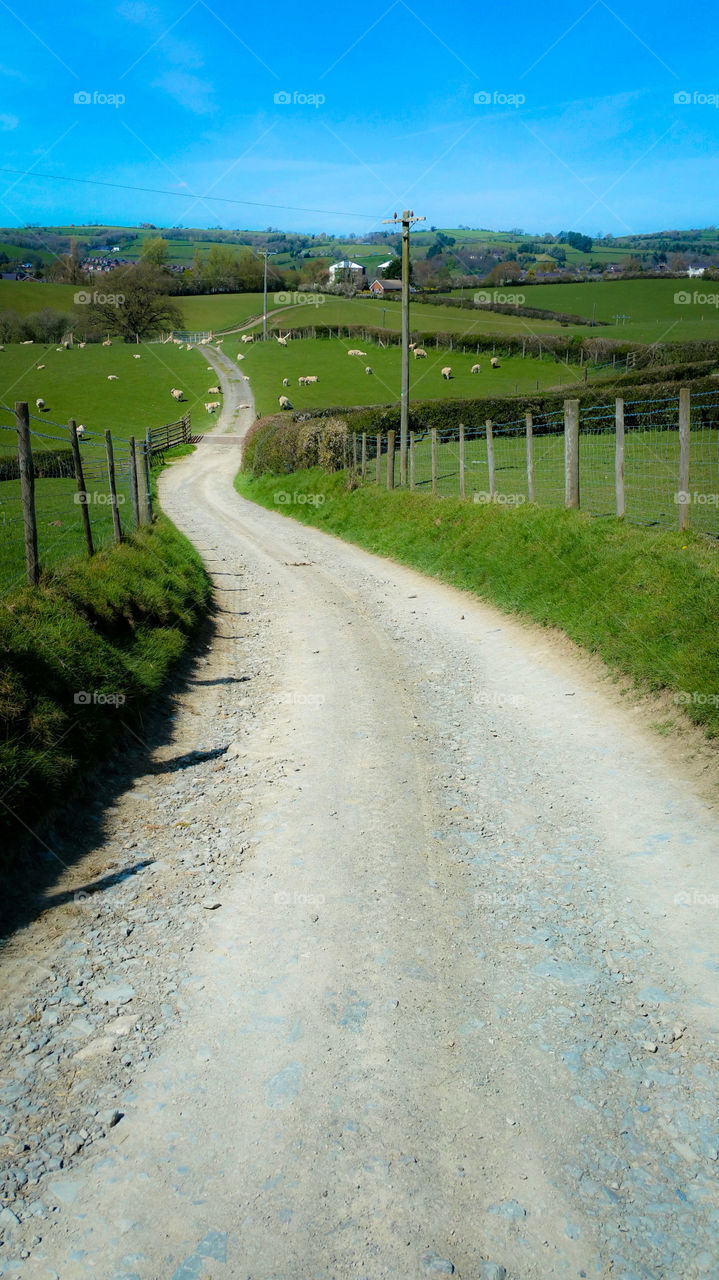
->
237, 468, 719, 738
0, 508, 212, 841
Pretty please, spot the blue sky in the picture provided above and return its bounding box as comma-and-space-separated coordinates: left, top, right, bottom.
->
0, 0, 717, 237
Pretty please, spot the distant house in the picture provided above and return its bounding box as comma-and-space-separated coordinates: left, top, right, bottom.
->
687, 266, 706, 277
328, 259, 366, 283
376, 259, 393, 276
369, 278, 402, 295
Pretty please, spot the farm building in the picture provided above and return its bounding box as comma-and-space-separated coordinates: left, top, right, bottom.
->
369, 278, 402, 295
328, 259, 366, 283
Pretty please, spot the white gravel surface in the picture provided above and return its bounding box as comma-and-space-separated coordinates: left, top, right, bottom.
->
1, 351, 718, 1280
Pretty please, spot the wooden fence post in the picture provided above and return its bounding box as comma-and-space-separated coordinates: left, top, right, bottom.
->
387, 430, 395, 490
128, 436, 140, 529
409, 431, 415, 491
486, 420, 496, 501
69, 418, 94, 557
352, 431, 358, 476
678, 387, 691, 531
564, 398, 580, 509
104, 428, 123, 544
459, 423, 465, 499
615, 398, 625, 519
431, 428, 438, 495
525, 411, 535, 503
375, 433, 381, 485
134, 439, 151, 525
361, 432, 367, 482
15, 401, 39, 586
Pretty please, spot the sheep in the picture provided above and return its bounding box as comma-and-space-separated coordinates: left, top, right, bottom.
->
21, 340, 33, 345
35, 398, 45, 410
107, 374, 119, 380
204, 402, 216, 413
102, 339, 111, 347
441, 366, 452, 380
365, 366, 373, 375
78, 342, 85, 348
207, 386, 221, 394
133, 353, 141, 359
276, 335, 287, 347
279, 395, 293, 409
186, 344, 192, 350
282, 378, 290, 387
55, 347, 63, 352
347, 349, 366, 357
241, 334, 254, 344
77, 424, 86, 439
490, 356, 500, 368
409, 342, 417, 350
36, 364, 45, 370
170, 388, 184, 401
471, 363, 481, 374
413, 348, 427, 359
208, 400, 221, 409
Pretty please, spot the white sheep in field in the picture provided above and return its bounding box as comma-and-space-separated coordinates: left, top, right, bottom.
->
186, 344, 192, 350
279, 395, 293, 409
133, 353, 141, 359
276, 335, 287, 346
490, 356, 500, 368
78, 342, 85, 348
36, 364, 45, 370
102, 339, 111, 347
204, 402, 216, 413
471, 363, 481, 374
209, 400, 221, 408
347, 348, 366, 357
35, 398, 45, 410
413, 348, 427, 359
107, 374, 119, 381
409, 342, 416, 350
305, 375, 319, 383
241, 334, 254, 344
298, 376, 307, 386
21, 340, 33, 345
441, 366, 452, 380
207, 386, 221, 394
77, 424, 86, 438
365, 366, 373, 374
282, 378, 290, 387
170, 388, 184, 401
55, 347, 63, 352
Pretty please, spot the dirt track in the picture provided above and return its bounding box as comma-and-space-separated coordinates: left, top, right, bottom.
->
1, 352, 719, 1280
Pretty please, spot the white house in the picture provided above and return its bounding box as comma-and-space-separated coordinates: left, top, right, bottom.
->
328, 259, 366, 283
687, 266, 706, 277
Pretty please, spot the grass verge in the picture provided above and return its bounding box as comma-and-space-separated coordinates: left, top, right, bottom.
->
0, 457, 211, 841
236, 467, 719, 738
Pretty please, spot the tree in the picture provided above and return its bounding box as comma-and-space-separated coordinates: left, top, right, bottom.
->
140, 236, 170, 267
85, 264, 183, 339
382, 257, 403, 280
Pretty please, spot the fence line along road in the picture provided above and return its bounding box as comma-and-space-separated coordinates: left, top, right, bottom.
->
360, 388, 719, 536
0, 404, 193, 594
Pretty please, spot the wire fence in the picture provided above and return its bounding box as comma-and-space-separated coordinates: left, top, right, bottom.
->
0, 403, 192, 595
357, 388, 719, 537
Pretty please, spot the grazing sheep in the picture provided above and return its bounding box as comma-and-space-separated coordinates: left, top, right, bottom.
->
347, 349, 366, 357
282, 378, 290, 387
441, 366, 452, 380
241, 334, 254, 344
78, 342, 85, 348
186, 344, 192, 350
490, 356, 500, 368
170, 388, 184, 401
107, 375, 119, 381
133, 353, 141, 359
413, 348, 427, 359
102, 339, 111, 347
55, 347, 63, 352
409, 342, 416, 350
276, 336, 287, 346
298, 376, 307, 386
204, 402, 216, 413
36, 364, 45, 370
208, 400, 221, 409
471, 363, 481, 374
0, 345, 4, 350
35, 398, 45, 410
279, 395, 293, 409
207, 386, 221, 394
365, 366, 373, 374
21, 340, 33, 345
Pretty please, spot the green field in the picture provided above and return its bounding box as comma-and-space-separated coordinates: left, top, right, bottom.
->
179, 291, 267, 332
238, 336, 583, 416
0, 279, 79, 317
259, 294, 569, 337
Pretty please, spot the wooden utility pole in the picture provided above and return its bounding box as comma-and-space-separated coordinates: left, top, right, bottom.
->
260, 249, 277, 340
16, 401, 39, 586
69, 418, 94, 557
382, 209, 425, 486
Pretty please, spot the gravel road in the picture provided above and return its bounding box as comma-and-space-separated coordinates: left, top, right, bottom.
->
1, 351, 718, 1280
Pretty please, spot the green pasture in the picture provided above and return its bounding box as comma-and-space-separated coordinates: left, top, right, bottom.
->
238, 335, 584, 416
0, 279, 79, 317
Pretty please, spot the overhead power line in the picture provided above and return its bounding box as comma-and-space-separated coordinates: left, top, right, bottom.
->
0, 167, 385, 220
